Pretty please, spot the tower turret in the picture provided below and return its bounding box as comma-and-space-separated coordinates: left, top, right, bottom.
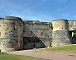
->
0, 16, 23, 52
52, 19, 71, 47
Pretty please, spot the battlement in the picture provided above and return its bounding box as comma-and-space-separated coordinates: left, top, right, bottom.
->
24, 20, 50, 25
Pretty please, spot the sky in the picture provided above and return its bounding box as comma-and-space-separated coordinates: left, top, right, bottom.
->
0, 0, 76, 22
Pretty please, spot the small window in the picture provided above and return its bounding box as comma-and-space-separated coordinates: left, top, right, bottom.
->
14, 26, 16, 30
23, 31, 25, 32
20, 25, 21, 27
6, 28, 8, 31
5, 33, 7, 35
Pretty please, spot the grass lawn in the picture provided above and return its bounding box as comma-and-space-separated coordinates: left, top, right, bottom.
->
44, 44, 76, 53
0, 53, 49, 60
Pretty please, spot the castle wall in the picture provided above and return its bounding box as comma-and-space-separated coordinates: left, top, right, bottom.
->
0, 16, 76, 52
68, 20, 76, 44
52, 20, 71, 47
0, 16, 23, 52
23, 21, 52, 49
68, 20, 76, 31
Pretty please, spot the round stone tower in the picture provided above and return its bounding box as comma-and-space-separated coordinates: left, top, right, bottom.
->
0, 16, 23, 52
52, 19, 71, 47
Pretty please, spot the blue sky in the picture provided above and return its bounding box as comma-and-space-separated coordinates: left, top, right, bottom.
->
0, 0, 76, 22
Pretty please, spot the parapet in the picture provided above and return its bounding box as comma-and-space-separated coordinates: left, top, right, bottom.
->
52, 19, 68, 31
4, 16, 23, 22
68, 20, 76, 31
24, 20, 50, 25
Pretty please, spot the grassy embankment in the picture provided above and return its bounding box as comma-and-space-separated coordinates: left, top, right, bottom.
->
0, 53, 49, 60
44, 44, 76, 53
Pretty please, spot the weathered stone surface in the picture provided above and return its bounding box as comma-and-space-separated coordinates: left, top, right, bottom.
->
0, 16, 23, 52
23, 21, 52, 49
52, 30, 71, 47
0, 16, 76, 52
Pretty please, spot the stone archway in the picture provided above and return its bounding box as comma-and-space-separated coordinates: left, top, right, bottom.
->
69, 30, 76, 44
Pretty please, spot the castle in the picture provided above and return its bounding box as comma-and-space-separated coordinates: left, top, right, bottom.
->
0, 16, 76, 52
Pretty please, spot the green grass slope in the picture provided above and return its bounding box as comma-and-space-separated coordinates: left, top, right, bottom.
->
0, 53, 49, 60
44, 44, 76, 53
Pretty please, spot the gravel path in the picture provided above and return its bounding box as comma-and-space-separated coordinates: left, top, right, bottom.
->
7, 49, 76, 60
